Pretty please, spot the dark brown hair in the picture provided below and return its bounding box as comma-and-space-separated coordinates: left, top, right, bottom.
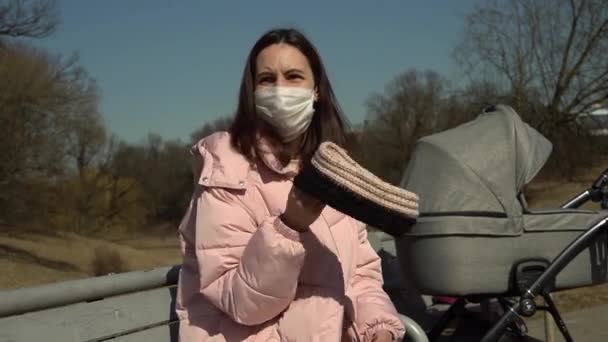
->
229, 28, 349, 164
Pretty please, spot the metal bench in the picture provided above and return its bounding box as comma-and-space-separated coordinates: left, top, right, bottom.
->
0, 266, 180, 342
0, 261, 427, 342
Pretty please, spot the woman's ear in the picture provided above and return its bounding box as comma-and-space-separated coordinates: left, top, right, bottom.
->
313, 87, 319, 102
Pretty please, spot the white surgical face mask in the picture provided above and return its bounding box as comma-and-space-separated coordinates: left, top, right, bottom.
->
255, 86, 315, 142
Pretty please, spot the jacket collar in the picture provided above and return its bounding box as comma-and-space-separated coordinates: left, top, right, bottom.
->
192, 131, 301, 190
256, 135, 301, 178
193, 132, 251, 190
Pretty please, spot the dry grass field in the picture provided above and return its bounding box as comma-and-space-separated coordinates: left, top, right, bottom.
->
0, 230, 181, 290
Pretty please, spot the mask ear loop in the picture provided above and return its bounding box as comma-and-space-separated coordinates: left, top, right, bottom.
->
308, 85, 319, 140
296, 94, 316, 158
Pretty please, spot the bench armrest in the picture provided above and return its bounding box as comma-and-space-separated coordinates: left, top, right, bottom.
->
399, 314, 428, 342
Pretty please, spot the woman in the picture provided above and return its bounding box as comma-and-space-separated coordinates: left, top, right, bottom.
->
176, 28, 405, 341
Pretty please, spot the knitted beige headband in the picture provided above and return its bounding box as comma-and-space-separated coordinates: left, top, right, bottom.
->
311, 141, 419, 219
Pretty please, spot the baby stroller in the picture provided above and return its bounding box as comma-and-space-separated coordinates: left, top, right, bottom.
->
390, 105, 608, 341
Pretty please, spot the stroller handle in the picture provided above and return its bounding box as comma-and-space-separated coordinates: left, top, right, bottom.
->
561, 168, 608, 209
561, 190, 591, 209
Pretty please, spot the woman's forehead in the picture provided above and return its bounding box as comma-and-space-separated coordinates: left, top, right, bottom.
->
256, 43, 311, 73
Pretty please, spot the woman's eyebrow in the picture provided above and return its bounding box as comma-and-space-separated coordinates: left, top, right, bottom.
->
284, 68, 304, 74
256, 70, 274, 78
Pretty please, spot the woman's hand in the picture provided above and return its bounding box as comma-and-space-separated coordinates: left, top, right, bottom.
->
372, 330, 395, 342
280, 185, 325, 232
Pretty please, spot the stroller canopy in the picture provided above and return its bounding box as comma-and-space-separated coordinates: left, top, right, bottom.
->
397, 105, 607, 296
401, 104, 552, 217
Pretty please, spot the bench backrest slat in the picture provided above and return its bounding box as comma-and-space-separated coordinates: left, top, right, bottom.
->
109, 321, 179, 342
0, 266, 180, 318
0, 285, 177, 342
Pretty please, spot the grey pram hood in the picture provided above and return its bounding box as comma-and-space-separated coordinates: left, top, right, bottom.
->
402, 104, 552, 216
400, 105, 555, 236
396, 105, 608, 295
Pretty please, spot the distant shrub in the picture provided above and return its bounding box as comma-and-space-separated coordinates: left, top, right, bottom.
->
90, 246, 129, 276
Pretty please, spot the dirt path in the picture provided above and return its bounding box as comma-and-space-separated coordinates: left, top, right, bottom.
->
525, 304, 608, 341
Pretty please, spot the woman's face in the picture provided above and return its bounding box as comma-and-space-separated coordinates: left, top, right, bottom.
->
255, 43, 316, 92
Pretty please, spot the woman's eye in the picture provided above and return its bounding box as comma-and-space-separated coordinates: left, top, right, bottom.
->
288, 74, 303, 80
258, 76, 273, 84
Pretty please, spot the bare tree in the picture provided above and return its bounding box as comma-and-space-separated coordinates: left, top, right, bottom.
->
0, 42, 104, 226
455, 0, 608, 127
63, 93, 107, 179
360, 69, 453, 183
109, 135, 194, 226
0, 43, 94, 182
0, 0, 59, 39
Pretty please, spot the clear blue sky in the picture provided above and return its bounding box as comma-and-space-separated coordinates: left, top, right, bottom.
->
36, 0, 479, 143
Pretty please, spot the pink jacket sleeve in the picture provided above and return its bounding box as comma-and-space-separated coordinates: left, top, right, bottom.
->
194, 185, 306, 326
351, 223, 405, 341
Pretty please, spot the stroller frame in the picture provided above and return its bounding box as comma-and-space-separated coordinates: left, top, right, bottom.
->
421, 168, 608, 342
